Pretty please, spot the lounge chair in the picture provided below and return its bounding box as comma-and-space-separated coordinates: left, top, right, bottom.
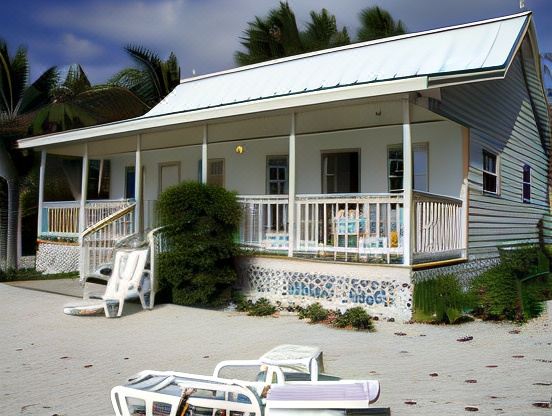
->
64, 233, 154, 318
110, 345, 389, 415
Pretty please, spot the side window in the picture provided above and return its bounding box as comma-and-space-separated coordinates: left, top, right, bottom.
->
388, 143, 428, 192
267, 156, 288, 195
482, 150, 498, 194
522, 164, 531, 203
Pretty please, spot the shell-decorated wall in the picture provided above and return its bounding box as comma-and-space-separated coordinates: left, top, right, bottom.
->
36, 241, 79, 274
237, 256, 413, 322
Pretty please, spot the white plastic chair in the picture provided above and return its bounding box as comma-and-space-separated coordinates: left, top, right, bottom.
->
65, 235, 154, 318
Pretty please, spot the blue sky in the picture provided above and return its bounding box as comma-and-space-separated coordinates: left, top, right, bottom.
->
2, 0, 552, 84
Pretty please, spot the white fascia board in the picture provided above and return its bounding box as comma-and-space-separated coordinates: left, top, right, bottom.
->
18, 76, 428, 150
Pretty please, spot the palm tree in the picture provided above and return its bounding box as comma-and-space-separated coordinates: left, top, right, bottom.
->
110, 46, 181, 108
30, 64, 146, 135
235, 2, 350, 66
357, 6, 406, 42
0, 39, 57, 269
302, 9, 351, 52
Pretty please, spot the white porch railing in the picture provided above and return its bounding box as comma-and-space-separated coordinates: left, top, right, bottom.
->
40, 199, 134, 238
237, 195, 289, 249
412, 191, 464, 262
238, 193, 405, 263
80, 204, 136, 279
237, 192, 465, 264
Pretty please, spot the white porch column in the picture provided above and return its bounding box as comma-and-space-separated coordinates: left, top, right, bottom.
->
37, 150, 47, 238
135, 134, 143, 234
79, 143, 89, 239
402, 98, 413, 265
202, 125, 208, 184
288, 113, 296, 257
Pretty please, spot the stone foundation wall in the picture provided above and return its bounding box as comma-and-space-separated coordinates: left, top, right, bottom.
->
36, 242, 79, 274
18, 256, 36, 270
237, 256, 413, 322
411, 257, 501, 288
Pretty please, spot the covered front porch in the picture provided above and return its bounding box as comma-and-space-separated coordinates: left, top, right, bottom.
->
32, 94, 468, 275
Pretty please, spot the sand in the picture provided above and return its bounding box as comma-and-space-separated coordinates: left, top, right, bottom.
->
0, 282, 551, 416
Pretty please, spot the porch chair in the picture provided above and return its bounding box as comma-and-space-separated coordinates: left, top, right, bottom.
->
64, 234, 155, 318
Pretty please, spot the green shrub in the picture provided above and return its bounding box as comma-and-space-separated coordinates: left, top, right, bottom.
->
333, 307, 375, 331
156, 181, 242, 306
246, 298, 277, 316
470, 265, 519, 320
298, 303, 329, 323
470, 246, 552, 321
413, 274, 472, 324
0, 269, 78, 282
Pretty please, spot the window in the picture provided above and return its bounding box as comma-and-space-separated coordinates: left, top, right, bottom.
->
208, 159, 225, 187
388, 144, 428, 192
267, 156, 288, 195
125, 166, 135, 199
522, 164, 531, 203
198, 159, 225, 187
321, 151, 359, 194
87, 159, 110, 200
482, 150, 498, 194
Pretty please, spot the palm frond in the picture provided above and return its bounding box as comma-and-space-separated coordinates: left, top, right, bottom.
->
357, 6, 406, 42
19, 66, 58, 114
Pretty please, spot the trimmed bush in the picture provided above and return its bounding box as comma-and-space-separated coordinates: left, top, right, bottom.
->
413, 274, 472, 324
298, 303, 329, 323
156, 182, 241, 306
334, 307, 375, 331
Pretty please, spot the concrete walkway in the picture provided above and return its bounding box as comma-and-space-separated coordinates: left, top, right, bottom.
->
1, 281, 551, 416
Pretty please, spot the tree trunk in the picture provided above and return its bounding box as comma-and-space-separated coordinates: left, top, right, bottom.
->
0, 142, 18, 270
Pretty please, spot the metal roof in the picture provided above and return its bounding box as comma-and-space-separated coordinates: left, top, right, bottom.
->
147, 12, 530, 117
18, 12, 536, 150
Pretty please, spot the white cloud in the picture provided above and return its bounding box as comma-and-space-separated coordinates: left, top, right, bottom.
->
60, 33, 104, 61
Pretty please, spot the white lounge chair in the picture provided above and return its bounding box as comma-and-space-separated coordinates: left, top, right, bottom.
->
64, 234, 154, 318
110, 346, 388, 415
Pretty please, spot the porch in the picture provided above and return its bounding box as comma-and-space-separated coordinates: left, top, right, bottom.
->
31, 96, 469, 276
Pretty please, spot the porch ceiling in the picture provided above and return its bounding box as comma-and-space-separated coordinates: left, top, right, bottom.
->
44, 98, 446, 157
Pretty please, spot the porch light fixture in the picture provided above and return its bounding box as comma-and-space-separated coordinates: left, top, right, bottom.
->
235, 145, 245, 154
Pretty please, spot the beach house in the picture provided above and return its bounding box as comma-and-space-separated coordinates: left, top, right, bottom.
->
18, 12, 551, 320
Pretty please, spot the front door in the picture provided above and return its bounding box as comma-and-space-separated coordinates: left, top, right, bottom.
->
159, 162, 181, 195
321, 151, 359, 193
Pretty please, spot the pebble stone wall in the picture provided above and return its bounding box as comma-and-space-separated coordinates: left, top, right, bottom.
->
36, 242, 79, 274
237, 256, 413, 322
411, 257, 501, 288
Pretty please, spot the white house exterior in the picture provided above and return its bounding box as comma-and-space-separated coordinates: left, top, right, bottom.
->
18, 12, 551, 321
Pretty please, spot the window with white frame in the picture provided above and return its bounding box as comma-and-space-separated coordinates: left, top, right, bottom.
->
388, 143, 428, 192
522, 164, 531, 203
482, 150, 498, 194
266, 156, 288, 195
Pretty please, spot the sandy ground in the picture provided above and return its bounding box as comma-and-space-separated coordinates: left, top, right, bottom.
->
1, 282, 551, 416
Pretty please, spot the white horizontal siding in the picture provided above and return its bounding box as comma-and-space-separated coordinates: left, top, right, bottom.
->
434, 48, 549, 260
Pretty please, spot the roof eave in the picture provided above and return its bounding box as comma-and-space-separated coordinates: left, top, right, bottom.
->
18, 76, 429, 150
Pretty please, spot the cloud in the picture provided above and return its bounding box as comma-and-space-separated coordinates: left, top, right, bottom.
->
60, 33, 104, 61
